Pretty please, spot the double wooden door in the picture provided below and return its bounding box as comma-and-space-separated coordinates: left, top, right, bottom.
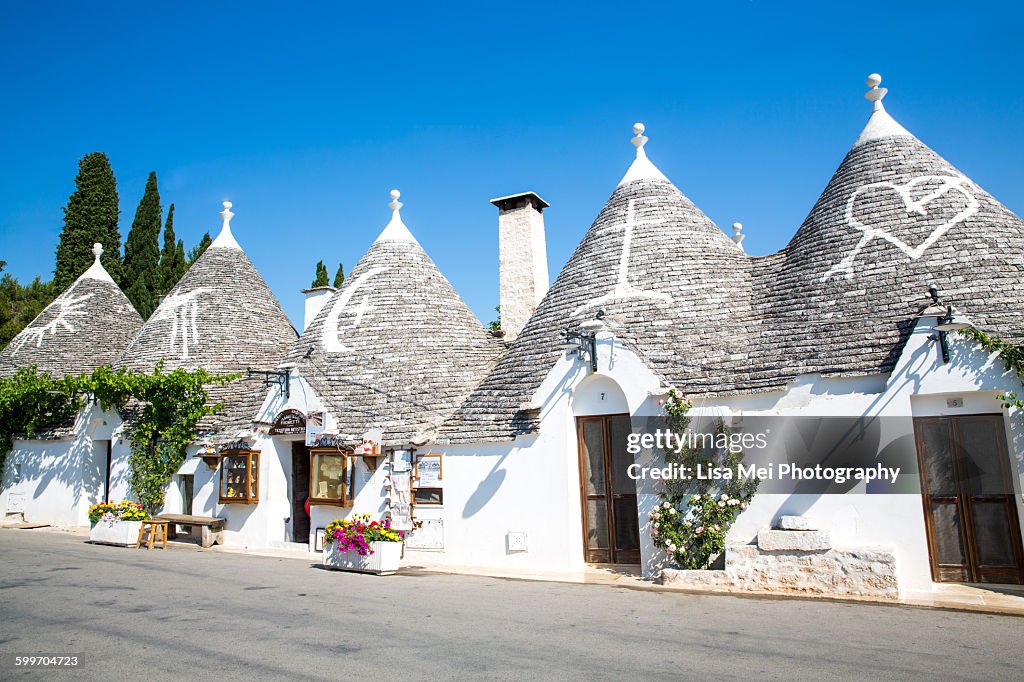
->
914, 415, 1024, 584
577, 415, 640, 564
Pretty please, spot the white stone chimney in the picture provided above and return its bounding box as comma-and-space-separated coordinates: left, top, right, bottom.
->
491, 192, 550, 341
301, 286, 336, 333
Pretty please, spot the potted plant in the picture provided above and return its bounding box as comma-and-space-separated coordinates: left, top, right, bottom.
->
88, 501, 147, 546
322, 514, 404, 575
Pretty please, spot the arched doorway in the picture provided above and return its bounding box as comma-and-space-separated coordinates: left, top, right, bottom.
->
572, 376, 639, 564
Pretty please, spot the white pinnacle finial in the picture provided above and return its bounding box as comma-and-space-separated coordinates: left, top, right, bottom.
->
864, 73, 888, 111
388, 189, 403, 212
211, 199, 242, 250
618, 121, 668, 186
631, 122, 648, 154
80, 241, 114, 282
731, 222, 746, 251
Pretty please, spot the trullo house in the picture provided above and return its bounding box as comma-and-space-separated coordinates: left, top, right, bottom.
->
0, 244, 143, 525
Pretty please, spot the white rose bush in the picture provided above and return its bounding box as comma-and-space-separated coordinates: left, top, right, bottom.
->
650, 389, 760, 570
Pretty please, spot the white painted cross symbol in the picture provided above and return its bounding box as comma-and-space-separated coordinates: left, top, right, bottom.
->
573, 198, 673, 317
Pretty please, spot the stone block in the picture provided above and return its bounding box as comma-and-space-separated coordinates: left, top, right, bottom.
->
757, 528, 832, 552
778, 515, 819, 531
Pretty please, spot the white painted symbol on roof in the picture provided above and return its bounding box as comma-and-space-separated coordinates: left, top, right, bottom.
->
151, 287, 212, 360
822, 174, 979, 281
12, 292, 95, 353
322, 267, 383, 353
573, 199, 673, 316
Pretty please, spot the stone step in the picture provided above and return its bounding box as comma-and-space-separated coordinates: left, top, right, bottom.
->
757, 528, 832, 552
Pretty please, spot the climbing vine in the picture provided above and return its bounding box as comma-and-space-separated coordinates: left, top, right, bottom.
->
649, 389, 760, 570
0, 363, 237, 514
958, 327, 1024, 408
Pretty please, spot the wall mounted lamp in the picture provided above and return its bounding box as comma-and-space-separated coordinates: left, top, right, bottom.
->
925, 284, 971, 364
557, 328, 598, 373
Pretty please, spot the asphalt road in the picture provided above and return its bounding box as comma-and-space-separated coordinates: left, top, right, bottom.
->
1, 529, 1022, 681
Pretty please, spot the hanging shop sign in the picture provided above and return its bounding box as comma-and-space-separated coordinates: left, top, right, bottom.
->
305, 411, 325, 446
269, 409, 306, 435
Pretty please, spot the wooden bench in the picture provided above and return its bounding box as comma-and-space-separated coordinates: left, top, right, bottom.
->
153, 514, 226, 548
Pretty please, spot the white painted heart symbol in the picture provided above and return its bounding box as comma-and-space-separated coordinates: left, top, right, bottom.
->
821, 173, 979, 281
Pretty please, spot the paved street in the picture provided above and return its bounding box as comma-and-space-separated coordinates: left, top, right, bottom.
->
1, 529, 1022, 680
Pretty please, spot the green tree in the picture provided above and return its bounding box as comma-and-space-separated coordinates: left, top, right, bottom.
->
488, 305, 501, 333
159, 203, 187, 294
122, 172, 163, 318
0, 264, 55, 349
54, 152, 122, 291
333, 262, 345, 288
187, 232, 212, 266
311, 260, 329, 287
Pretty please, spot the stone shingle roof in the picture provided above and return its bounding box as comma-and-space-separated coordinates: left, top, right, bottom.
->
444, 93, 1024, 443
440, 142, 753, 443
749, 119, 1024, 385
287, 193, 502, 447
0, 245, 143, 378
117, 204, 298, 439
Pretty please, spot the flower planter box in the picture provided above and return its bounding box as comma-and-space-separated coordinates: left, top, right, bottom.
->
89, 519, 143, 547
322, 540, 402, 575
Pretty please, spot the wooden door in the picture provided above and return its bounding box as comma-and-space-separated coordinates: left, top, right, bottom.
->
577, 415, 640, 564
291, 442, 311, 543
914, 415, 1024, 584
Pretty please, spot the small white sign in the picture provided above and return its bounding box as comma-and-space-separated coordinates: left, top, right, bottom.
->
391, 450, 411, 472
305, 411, 325, 446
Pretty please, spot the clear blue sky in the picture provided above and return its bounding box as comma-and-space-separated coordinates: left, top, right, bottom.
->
2, 2, 1022, 328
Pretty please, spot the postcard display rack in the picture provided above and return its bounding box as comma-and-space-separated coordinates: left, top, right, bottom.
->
384, 450, 415, 532
388, 452, 445, 550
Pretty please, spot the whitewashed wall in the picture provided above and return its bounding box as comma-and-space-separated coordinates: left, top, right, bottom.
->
90, 316, 1022, 597
414, 320, 1024, 594
1, 403, 125, 526
407, 334, 667, 572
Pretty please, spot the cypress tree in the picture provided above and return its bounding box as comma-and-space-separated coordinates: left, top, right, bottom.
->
123, 172, 163, 318
159, 203, 187, 294
54, 152, 122, 291
187, 232, 212, 266
333, 262, 345, 288
311, 261, 329, 287
175, 241, 186, 275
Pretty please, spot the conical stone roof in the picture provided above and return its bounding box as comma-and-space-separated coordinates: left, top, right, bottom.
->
287, 190, 502, 447
443, 126, 753, 443
0, 244, 143, 378
753, 75, 1024, 382
446, 82, 1024, 443
117, 202, 298, 438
